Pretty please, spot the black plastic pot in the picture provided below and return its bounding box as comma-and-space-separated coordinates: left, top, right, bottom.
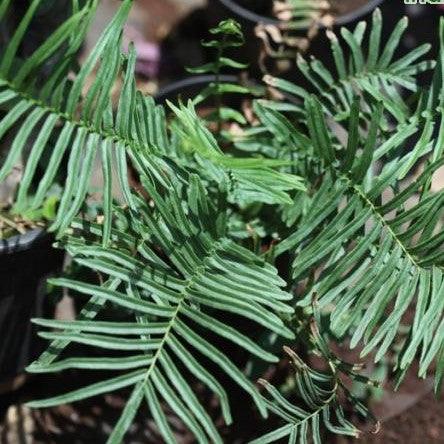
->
216, 0, 385, 28
0, 229, 64, 381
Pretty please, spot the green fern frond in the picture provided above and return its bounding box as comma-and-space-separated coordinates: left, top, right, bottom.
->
187, 18, 251, 131
28, 159, 296, 442
168, 101, 306, 205
0, 0, 304, 237
275, 38, 444, 385
264, 9, 434, 125
5, 1, 444, 442
0, 0, 135, 235
250, 345, 375, 444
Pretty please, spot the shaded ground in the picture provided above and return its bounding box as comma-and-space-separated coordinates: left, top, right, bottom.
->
1, 370, 444, 443
2, 394, 444, 443
359, 391, 444, 444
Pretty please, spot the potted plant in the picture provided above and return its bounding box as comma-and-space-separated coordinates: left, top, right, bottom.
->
2, 0, 444, 442
211, 0, 389, 86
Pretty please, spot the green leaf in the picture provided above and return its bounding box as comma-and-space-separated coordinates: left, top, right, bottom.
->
28, 370, 146, 408
107, 383, 145, 444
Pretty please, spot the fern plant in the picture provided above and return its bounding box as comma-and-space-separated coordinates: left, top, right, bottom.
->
252, 11, 444, 391
2, 1, 444, 442
187, 18, 250, 128
0, 0, 301, 238
28, 160, 298, 440
263, 8, 434, 125
254, 332, 378, 443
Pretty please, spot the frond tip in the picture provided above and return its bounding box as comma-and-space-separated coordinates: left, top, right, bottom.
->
250, 347, 378, 444
264, 8, 434, 125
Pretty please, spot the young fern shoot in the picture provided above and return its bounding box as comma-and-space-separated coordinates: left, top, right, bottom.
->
188, 19, 250, 129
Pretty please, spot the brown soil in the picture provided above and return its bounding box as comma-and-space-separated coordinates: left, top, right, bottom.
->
2, 371, 444, 443
358, 391, 444, 444
329, 0, 372, 17
334, 393, 444, 444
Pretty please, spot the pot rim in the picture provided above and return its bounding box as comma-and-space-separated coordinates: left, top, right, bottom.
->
155, 74, 238, 101
0, 228, 48, 255
216, 0, 385, 28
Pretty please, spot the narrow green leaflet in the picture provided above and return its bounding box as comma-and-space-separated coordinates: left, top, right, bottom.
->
29, 164, 295, 443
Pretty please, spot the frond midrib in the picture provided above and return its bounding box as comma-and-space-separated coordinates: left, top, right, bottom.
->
301, 65, 422, 114
341, 175, 424, 270
331, 68, 416, 95
0, 77, 152, 155
135, 237, 229, 389
259, 372, 362, 440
